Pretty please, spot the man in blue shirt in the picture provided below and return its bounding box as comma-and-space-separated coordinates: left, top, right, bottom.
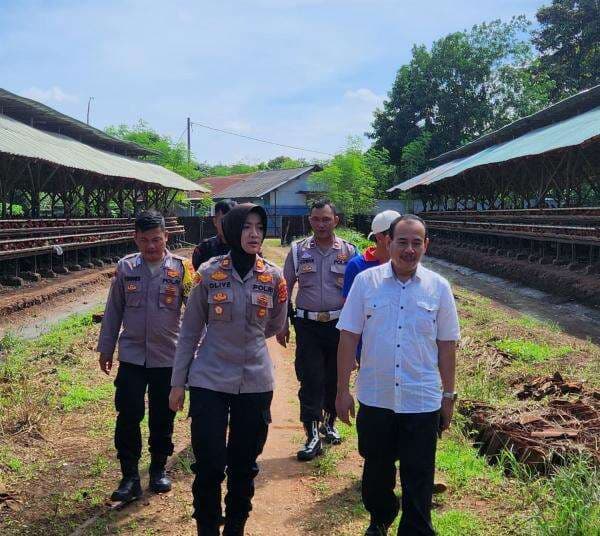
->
343, 210, 400, 300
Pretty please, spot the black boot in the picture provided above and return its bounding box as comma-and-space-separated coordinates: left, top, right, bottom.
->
111, 460, 142, 502
319, 412, 342, 445
364, 521, 390, 535
149, 456, 172, 493
196, 521, 220, 536
223, 516, 247, 536
297, 421, 322, 461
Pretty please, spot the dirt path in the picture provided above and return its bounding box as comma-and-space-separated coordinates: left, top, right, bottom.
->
91, 338, 315, 536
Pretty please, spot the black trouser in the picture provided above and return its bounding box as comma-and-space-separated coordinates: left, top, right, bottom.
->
293, 317, 339, 423
114, 362, 175, 465
357, 403, 440, 536
189, 387, 273, 526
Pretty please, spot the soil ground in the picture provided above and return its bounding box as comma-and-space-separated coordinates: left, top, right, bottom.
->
1, 241, 598, 535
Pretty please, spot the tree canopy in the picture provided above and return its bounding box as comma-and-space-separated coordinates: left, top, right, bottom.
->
533, 0, 600, 100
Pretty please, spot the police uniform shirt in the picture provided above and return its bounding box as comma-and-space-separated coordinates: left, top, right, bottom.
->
192, 235, 230, 271
97, 251, 194, 367
171, 254, 288, 393
283, 235, 357, 313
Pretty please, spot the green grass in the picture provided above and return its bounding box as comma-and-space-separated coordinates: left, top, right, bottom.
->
335, 227, 372, 252
493, 338, 572, 363
508, 456, 600, 536
431, 510, 486, 536
436, 435, 503, 490
59, 370, 113, 411
0, 446, 23, 472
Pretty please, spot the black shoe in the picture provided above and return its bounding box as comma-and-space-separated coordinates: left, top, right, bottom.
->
196, 522, 220, 536
364, 522, 390, 535
223, 516, 247, 536
110, 474, 142, 502
297, 421, 322, 461
149, 466, 172, 493
319, 412, 342, 445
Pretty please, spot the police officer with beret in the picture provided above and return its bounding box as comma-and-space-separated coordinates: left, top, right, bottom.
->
276, 199, 357, 461
97, 210, 194, 503
169, 203, 288, 536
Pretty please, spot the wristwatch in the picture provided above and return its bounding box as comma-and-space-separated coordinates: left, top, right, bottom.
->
442, 391, 458, 401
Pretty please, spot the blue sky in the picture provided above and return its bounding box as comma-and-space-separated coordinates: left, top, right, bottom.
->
0, 0, 547, 164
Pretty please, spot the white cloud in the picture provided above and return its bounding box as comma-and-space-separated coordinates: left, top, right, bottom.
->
344, 88, 385, 107
21, 86, 78, 104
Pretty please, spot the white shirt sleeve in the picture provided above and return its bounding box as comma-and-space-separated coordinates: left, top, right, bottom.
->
436, 279, 461, 341
336, 272, 365, 335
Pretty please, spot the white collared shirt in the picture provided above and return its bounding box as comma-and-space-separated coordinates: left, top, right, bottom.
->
337, 262, 460, 413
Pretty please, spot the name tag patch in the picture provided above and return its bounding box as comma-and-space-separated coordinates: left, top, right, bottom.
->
125, 276, 141, 281
209, 281, 231, 289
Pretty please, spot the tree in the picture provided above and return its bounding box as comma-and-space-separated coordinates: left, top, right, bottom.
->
105, 120, 198, 179
309, 138, 377, 218
369, 17, 554, 177
533, 0, 600, 100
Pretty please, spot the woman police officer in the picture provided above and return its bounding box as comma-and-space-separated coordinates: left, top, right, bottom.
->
169, 203, 288, 536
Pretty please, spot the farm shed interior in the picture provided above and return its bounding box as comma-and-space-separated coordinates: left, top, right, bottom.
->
0, 88, 206, 286
389, 85, 600, 274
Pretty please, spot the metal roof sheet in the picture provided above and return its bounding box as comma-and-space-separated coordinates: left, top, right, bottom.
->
432, 84, 600, 165
389, 105, 600, 192
0, 88, 155, 157
203, 166, 321, 199
0, 114, 207, 192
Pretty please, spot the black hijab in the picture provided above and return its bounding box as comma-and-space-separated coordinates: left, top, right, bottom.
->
222, 203, 267, 279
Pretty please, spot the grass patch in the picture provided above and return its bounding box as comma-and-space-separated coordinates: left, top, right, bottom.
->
0, 446, 23, 472
58, 369, 113, 411
493, 338, 572, 363
436, 435, 503, 490
431, 509, 486, 536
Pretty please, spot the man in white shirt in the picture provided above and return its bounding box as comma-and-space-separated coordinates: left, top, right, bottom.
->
336, 215, 460, 536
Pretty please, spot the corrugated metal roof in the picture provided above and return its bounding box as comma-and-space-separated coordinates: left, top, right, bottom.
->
389, 105, 600, 192
0, 88, 155, 157
0, 114, 207, 192
432, 84, 600, 165
200, 166, 321, 199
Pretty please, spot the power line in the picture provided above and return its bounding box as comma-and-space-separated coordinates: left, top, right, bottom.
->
190, 120, 334, 157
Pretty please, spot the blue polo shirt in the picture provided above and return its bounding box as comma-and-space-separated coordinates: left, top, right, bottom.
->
342, 246, 380, 298
342, 246, 381, 362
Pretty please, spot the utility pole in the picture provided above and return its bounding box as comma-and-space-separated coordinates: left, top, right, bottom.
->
86, 97, 94, 125
187, 117, 191, 163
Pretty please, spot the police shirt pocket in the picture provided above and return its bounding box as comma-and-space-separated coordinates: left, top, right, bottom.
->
298, 261, 317, 286
330, 263, 346, 288
124, 281, 143, 307
159, 283, 180, 309
251, 291, 273, 323
208, 290, 233, 321
415, 300, 439, 336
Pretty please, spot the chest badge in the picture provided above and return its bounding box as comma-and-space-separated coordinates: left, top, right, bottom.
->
167, 268, 179, 278
165, 284, 177, 295
301, 264, 313, 273
258, 273, 273, 284
220, 258, 231, 269
336, 254, 348, 263
214, 305, 224, 316
126, 283, 138, 292
257, 307, 267, 318
211, 270, 228, 281
164, 295, 174, 305
213, 292, 228, 302
256, 294, 270, 307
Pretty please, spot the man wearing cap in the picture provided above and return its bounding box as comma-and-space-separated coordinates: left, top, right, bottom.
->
276, 199, 357, 461
343, 210, 400, 301
97, 209, 194, 503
